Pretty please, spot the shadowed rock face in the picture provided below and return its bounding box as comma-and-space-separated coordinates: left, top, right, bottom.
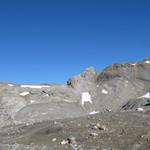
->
0, 59, 150, 127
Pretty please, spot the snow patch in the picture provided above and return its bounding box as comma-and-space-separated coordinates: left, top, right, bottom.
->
89, 111, 99, 115
101, 89, 108, 94
8, 84, 14, 87
20, 85, 50, 89
136, 107, 144, 112
144, 61, 150, 64
131, 63, 136, 66
139, 92, 150, 98
44, 94, 49, 97
19, 91, 30, 96
81, 92, 92, 106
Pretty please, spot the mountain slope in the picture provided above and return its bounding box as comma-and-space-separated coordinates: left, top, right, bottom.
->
0, 59, 150, 127
0, 59, 150, 149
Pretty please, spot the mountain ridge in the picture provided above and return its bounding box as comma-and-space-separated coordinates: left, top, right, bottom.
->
0, 59, 150, 149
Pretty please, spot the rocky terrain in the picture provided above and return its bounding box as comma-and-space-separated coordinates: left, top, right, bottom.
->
0, 59, 150, 150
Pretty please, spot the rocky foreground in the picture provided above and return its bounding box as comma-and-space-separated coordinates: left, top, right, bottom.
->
0, 59, 150, 149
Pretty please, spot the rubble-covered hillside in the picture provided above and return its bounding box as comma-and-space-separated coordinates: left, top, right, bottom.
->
0, 59, 150, 150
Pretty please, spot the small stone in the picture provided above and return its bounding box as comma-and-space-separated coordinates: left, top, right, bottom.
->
101, 125, 107, 130
77, 124, 81, 127
89, 132, 98, 137
89, 123, 107, 131
52, 138, 57, 142
105, 109, 111, 112
61, 140, 68, 145
67, 137, 77, 144
67, 137, 78, 149
97, 123, 107, 131
87, 116, 91, 119
96, 123, 101, 128
91, 125, 98, 130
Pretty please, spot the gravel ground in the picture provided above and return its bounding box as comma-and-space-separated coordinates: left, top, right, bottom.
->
0, 109, 150, 150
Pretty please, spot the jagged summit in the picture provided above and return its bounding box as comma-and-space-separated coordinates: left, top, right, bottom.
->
104, 58, 150, 71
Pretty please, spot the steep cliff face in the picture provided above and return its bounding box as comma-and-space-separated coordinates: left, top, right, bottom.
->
95, 60, 150, 111
67, 59, 150, 112
0, 59, 150, 127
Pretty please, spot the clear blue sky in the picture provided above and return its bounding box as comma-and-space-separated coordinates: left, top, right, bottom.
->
0, 0, 150, 84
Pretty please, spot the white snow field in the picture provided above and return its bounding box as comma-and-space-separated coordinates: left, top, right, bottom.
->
20, 85, 50, 89
81, 92, 92, 106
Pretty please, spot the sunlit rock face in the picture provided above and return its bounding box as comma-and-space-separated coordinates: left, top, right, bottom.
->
0, 59, 150, 127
